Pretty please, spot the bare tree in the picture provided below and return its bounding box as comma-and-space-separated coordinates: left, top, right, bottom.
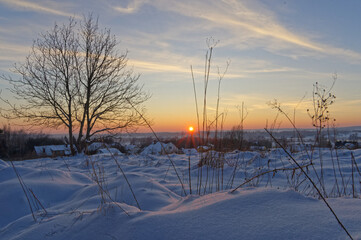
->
2, 19, 79, 154
1, 15, 149, 154
75, 16, 148, 149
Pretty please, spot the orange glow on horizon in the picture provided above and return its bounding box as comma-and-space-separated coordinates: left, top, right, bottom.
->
2, 107, 360, 134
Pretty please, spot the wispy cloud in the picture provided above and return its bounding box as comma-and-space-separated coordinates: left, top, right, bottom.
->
222, 94, 272, 110
146, 0, 361, 63
0, 42, 30, 62
129, 59, 190, 73
0, 0, 77, 17
241, 67, 297, 74
148, 1, 315, 46
336, 99, 361, 107
129, 59, 248, 81
113, 0, 147, 14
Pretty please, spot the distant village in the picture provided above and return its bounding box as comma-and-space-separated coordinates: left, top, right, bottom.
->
1, 126, 360, 160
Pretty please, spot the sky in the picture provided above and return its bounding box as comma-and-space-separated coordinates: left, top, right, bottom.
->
0, 0, 361, 133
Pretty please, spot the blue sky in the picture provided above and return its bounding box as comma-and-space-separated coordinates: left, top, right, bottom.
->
0, 0, 360, 132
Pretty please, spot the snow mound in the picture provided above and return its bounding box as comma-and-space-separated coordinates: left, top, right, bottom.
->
2, 188, 360, 240
141, 142, 178, 155
97, 148, 122, 155
0, 159, 9, 169
1, 149, 361, 239
87, 142, 108, 152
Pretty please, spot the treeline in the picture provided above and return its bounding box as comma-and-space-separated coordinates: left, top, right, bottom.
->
0, 125, 63, 160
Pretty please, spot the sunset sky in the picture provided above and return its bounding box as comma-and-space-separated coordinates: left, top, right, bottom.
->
0, 0, 361, 133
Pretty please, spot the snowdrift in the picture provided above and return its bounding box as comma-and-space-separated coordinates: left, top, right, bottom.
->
1, 150, 361, 239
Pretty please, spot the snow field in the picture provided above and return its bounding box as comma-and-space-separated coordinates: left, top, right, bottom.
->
1, 149, 361, 239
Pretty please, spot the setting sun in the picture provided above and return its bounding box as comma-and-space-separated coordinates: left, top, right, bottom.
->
188, 126, 194, 132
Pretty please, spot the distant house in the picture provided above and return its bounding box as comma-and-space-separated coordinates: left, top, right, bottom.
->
141, 142, 179, 155
34, 145, 75, 157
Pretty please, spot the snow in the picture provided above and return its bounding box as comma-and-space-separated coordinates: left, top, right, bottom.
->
141, 142, 179, 155
0, 159, 8, 169
1, 149, 361, 239
124, 144, 140, 154
97, 148, 122, 155
87, 142, 108, 152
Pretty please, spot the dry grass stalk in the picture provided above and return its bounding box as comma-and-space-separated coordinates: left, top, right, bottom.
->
231, 163, 312, 193
10, 161, 47, 221
88, 158, 129, 216
265, 128, 353, 240
190, 38, 232, 195
125, 98, 187, 196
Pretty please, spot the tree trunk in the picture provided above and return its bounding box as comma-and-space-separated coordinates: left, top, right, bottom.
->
68, 125, 76, 156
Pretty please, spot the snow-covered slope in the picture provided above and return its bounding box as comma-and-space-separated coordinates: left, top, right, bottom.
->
1, 150, 361, 239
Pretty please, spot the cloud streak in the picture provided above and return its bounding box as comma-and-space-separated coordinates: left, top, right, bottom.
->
146, 0, 361, 63
0, 0, 77, 17
130, 59, 249, 80
113, 0, 147, 14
